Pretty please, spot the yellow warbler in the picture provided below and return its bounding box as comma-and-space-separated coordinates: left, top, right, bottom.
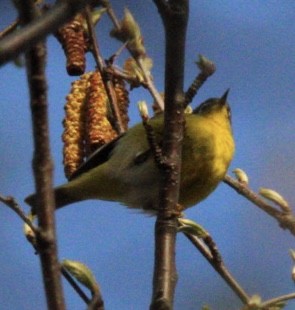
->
25, 90, 234, 213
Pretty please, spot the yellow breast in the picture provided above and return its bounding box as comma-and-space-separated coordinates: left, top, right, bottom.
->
179, 114, 235, 207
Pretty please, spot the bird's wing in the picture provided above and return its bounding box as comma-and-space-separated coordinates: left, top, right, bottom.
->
69, 134, 125, 180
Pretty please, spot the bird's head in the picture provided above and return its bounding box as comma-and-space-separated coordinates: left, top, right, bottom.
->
193, 89, 232, 126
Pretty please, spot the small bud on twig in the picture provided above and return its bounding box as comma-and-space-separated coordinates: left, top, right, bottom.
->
23, 213, 37, 249
138, 101, 149, 120
233, 168, 249, 185
259, 188, 290, 212
196, 54, 216, 76
185, 55, 216, 106
184, 105, 193, 114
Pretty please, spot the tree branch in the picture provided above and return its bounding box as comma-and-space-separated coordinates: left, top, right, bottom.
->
260, 292, 295, 309
0, 0, 93, 66
150, 1, 189, 309
105, 1, 164, 110
184, 232, 250, 305
16, 0, 65, 308
0, 194, 37, 234
0, 19, 19, 39
184, 55, 216, 106
61, 267, 90, 305
84, 5, 125, 134
224, 175, 295, 236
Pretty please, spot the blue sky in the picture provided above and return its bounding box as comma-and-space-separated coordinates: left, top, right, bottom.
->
1, 1, 295, 309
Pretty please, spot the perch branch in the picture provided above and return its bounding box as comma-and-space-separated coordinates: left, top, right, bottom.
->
150, 1, 189, 309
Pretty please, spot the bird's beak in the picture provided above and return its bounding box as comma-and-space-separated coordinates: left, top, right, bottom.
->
220, 89, 230, 105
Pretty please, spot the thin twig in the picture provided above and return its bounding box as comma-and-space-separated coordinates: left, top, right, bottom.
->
136, 57, 165, 110
103, 0, 121, 29
105, 1, 164, 110
140, 115, 165, 168
105, 65, 147, 87
202, 234, 222, 264
0, 19, 19, 39
61, 267, 90, 305
84, 5, 125, 134
0, 194, 37, 234
61, 260, 104, 309
184, 55, 216, 106
224, 175, 295, 235
87, 289, 105, 310
260, 292, 295, 309
184, 72, 207, 106
107, 42, 127, 64
0, 196, 105, 308
184, 233, 250, 304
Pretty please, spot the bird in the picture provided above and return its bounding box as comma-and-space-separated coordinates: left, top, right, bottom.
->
25, 90, 234, 214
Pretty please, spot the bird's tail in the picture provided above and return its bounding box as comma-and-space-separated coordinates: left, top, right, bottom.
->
25, 187, 80, 213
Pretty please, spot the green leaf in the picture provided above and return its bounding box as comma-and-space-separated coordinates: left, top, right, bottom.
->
178, 218, 208, 238
62, 259, 99, 294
